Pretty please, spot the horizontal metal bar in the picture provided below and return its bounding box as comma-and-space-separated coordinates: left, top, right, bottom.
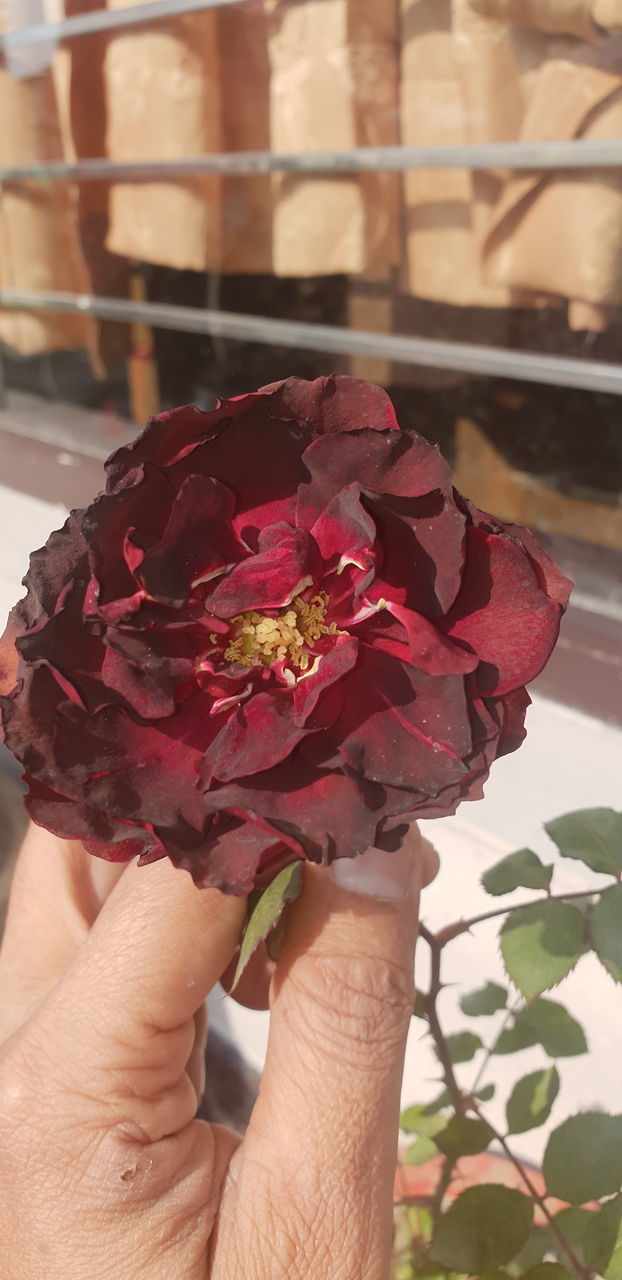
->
2, 288, 622, 396
2, 139, 622, 184
0, 0, 250, 49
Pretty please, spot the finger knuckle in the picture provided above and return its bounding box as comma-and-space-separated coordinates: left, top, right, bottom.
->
288, 949, 414, 1069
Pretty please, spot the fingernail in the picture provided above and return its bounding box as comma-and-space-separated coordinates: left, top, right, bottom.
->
330, 843, 413, 900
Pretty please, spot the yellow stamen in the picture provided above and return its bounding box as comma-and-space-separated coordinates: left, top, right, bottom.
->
222, 590, 341, 671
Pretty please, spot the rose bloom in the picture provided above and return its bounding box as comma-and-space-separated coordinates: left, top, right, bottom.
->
0, 377, 571, 893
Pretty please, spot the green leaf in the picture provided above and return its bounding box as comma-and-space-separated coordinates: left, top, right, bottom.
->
230, 861, 303, 988
482, 849, 553, 896
518, 998, 588, 1058
429, 1185, 533, 1272
589, 885, 622, 983
435, 1115, 494, 1161
551, 1208, 592, 1265
543, 1112, 622, 1204
584, 1194, 622, 1280
400, 1104, 448, 1139
545, 808, 622, 876
405, 1203, 434, 1244
405, 1136, 439, 1166
422, 1087, 452, 1112
413, 990, 429, 1019
500, 901, 585, 998
445, 1031, 482, 1063
460, 982, 508, 1016
494, 1020, 539, 1055
506, 1067, 560, 1134
522, 1266, 574, 1280
510, 1225, 550, 1272
476, 1083, 496, 1102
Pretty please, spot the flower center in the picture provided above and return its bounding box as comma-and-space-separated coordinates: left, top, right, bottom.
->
221, 590, 339, 672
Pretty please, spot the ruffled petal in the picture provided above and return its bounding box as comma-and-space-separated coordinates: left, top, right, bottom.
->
134, 473, 242, 606
310, 483, 378, 582
458, 496, 572, 610
358, 602, 478, 676
263, 374, 399, 434
201, 634, 358, 785
297, 428, 451, 527
167, 410, 311, 546
443, 528, 564, 695
83, 463, 174, 619
24, 775, 161, 861
365, 490, 466, 616
332, 648, 473, 793
207, 524, 321, 617
206, 761, 380, 865
156, 811, 299, 895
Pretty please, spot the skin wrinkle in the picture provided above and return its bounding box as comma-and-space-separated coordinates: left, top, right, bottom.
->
272, 955, 414, 1073
0, 822, 438, 1279
216, 1150, 382, 1280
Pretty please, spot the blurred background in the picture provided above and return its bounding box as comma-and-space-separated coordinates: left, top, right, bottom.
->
0, 0, 621, 1160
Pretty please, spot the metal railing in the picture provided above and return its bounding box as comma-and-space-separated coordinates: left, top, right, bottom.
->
0, 0, 251, 49
2, 289, 622, 396
2, 0, 622, 399
2, 139, 622, 185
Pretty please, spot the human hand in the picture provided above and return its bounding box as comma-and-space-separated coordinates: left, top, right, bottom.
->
0, 823, 437, 1279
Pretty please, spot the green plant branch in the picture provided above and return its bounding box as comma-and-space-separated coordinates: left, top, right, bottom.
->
432, 887, 601, 946
469, 1101, 592, 1280
418, 922, 592, 1280
430, 1155, 456, 1225
469, 997, 522, 1095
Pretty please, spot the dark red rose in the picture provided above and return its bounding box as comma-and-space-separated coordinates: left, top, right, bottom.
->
0, 376, 571, 893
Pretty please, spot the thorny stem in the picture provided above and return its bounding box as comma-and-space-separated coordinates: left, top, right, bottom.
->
433, 886, 601, 946
417, 921, 592, 1280
418, 923, 466, 1116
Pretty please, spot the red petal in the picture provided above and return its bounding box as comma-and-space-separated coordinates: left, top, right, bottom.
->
157, 812, 298, 895
292, 635, 359, 722
359, 602, 478, 676
207, 524, 321, 618
333, 648, 473, 792
310, 483, 377, 580
83, 463, 173, 617
261, 374, 399, 434
495, 687, 531, 757
45, 695, 218, 834
201, 636, 358, 785
503, 524, 572, 609
206, 761, 380, 865
457, 496, 572, 610
167, 410, 309, 546
101, 645, 178, 720
443, 528, 564, 695
106, 396, 272, 487
136, 473, 241, 606
19, 510, 88, 625
365, 490, 466, 616
297, 428, 450, 527
201, 691, 304, 784
24, 775, 161, 861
